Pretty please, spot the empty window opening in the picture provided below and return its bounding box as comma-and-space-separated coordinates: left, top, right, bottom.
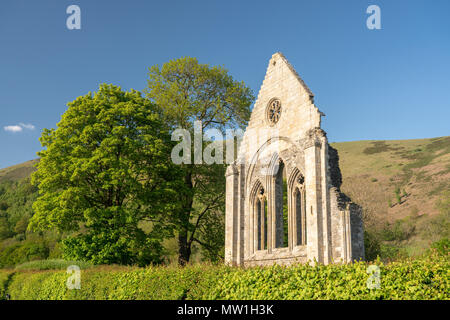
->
295, 187, 307, 245
275, 161, 288, 248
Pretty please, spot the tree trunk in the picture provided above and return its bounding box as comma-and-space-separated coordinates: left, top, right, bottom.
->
178, 171, 194, 265
178, 231, 191, 266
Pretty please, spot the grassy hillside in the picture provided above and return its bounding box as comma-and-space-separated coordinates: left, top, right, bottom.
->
331, 136, 450, 258
0, 160, 37, 184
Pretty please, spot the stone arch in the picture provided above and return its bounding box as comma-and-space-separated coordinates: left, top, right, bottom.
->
249, 180, 267, 252
244, 136, 305, 195
288, 168, 307, 246
273, 158, 288, 248
255, 150, 303, 251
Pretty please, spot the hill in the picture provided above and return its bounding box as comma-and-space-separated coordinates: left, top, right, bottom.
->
0, 159, 37, 184
331, 136, 450, 258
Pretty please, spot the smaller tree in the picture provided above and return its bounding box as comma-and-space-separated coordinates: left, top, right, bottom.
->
30, 84, 185, 266
14, 215, 29, 235
0, 216, 12, 240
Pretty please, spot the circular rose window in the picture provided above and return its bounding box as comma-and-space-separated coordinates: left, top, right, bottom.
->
267, 99, 282, 125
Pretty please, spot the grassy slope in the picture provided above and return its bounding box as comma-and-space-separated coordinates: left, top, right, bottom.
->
332, 136, 450, 220
0, 159, 37, 184
332, 136, 450, 256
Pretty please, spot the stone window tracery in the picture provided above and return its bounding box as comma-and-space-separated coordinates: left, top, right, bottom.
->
293, 176, 306, 246
253, 183, 267, 252
266, 98, 282, 125
252, 161, 306, 254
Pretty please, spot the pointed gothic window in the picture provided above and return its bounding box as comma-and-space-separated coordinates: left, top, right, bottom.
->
294, 187, 307, 245
256, 192, 268, 251
292, 173, 306, 246
254, 184, 267, 251
275, 160, 288, 248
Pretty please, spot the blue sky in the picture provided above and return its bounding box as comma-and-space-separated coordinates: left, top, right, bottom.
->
1, 0, 449, 169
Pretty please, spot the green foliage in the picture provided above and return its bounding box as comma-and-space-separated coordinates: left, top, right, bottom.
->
378, 243, 407, 261
0, 240, 49, 268
146, 56, 254, 131
61, 231, 166, 266
0, 177, 38, 237
380, 220, 415, 243
0, 216, 12, 240
430, 238, 449, 256
2, 255, 448, 300
0, 172, 44, 266
364, 230, 381, 261
188, 162, 227, 263
145, 57, 254, 264
0, 270, 13, 300
14, 215, 29, 235
196, 211, 225, 262
14, 259, 92, 271
6, 264, 223, 300
420, 211, 450, 241
207, 256, 448, 300
30, 84, 185, 266
0, 201, 9, 211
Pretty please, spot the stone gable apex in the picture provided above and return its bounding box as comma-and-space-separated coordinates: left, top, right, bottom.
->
253, 52, 315, 108
271, 52, 314, 99
237, 53, 324, 163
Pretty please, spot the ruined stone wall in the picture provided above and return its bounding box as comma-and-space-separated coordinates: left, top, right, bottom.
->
225, 52, 364, 267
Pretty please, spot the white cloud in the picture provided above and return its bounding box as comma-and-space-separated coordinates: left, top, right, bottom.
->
19, 123, 35, 130
3, 123, 35, 133
4, 125, 23, 133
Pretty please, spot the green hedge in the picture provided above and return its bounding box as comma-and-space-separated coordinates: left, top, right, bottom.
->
14, 259, 92, 271
3, 255, 449, 300
6, 264, 224, 300
207, 258, 449, 300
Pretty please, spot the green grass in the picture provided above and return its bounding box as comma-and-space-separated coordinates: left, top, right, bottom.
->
332, 137, 450, 178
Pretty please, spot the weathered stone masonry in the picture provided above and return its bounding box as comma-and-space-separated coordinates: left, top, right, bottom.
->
225, 53, 364, 266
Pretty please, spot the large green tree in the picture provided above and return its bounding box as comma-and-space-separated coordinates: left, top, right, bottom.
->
146, 57, 254, 264
29, 84, 185, 265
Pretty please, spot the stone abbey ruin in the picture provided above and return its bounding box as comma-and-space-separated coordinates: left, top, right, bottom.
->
225, 53, 365, 266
